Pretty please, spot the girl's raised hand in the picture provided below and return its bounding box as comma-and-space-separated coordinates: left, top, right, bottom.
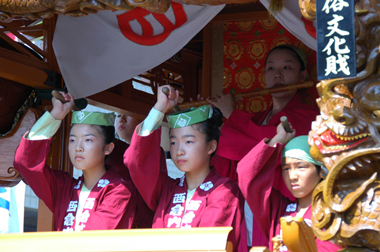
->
154, 85, 179, 113
206, 91, 242, 119
268, 122, 296, 147
50, 91, 75, 120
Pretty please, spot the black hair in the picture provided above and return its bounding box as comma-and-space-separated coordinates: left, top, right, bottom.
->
192, 107, 224, 157
265, 45, 306, 71
315, 164, 326, 182
92, 125, 115, 145
92, 125, 115, 162
315, 165, 321, 174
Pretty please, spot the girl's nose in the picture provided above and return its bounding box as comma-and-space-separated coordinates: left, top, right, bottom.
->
119, 115, 127, 123
176, 144, 185, 156
274, 70, 282, 79
289, 170, 298, 180
75, 141, 84, 152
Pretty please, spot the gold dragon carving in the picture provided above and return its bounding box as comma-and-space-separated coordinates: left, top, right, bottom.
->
0, 0, 255, 23
301, 0, 380, 251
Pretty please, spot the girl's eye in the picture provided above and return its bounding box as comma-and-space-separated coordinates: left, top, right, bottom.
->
85, 139, 93, 142
284, 66, 290, 69
170, 142, 176, 146
69, 138, 75, 143
282, 167, 290, 172
186, 141, 193, 144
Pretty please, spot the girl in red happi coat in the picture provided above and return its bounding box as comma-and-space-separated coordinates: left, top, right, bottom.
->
207, 44, 320, 249
237, 123, 342, 251
124, 85, 244, 251
14, 92, 137, 231
106, 113, 155, 228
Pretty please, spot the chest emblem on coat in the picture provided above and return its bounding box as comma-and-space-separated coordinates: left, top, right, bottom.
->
285, 203, 297, 212
200, 181, 213, 191
97, 179, 110, 188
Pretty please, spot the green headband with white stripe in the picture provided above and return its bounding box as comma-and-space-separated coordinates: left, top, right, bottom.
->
166, 105, 213, 128
71, 111, 115, 126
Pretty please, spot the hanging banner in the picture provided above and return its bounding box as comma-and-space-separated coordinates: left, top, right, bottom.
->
53, 4, 224, 99
316, 0, 356, 80
259, 0, 317, 51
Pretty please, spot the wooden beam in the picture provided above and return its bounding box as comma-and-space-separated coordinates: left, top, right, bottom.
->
87, 90, 153, 120
0, 57, 49, 89
202, 23, 212, 98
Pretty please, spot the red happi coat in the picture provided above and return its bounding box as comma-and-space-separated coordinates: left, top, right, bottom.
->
13, 137, 137, 231
124, 128, 244, 251
237, 140, 342, 252
211, 94, 319, 247
212, 93, 320, 184
106, 139, 155, 228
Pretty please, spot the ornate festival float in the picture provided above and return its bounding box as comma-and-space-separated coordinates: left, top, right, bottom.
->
0, 0, 379, 251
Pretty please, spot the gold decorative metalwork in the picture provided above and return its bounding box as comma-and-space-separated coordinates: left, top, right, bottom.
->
0, 0, 256, 23
305, 0, 380, 250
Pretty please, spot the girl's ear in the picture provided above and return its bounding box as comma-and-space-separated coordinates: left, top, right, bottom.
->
207, 140, 218, 155
104, 142, 115, 155
299, 69, 308, 82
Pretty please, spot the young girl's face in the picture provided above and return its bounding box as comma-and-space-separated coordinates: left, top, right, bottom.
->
68, 124, 112, 171
115, 114, 140, 144
281, 157, 320, 200
265, 48, 307, 100
169, 125, 216, 174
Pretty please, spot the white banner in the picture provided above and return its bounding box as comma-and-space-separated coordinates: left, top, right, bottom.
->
260, 0, 317, 51
53, 4, 224, 99
0, 182, 25, 233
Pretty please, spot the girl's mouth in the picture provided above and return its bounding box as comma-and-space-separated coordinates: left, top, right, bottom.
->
273, 83, 284, 88
291, 184, 300, 190
176, 159, 186, 165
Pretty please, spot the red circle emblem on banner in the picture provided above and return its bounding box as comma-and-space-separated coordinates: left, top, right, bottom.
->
117, 3, 187, 46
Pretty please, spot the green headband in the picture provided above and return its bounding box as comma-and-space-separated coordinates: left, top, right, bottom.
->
282, 136, 322, 166
71, 111, 115, 126
166, 105, 213, 129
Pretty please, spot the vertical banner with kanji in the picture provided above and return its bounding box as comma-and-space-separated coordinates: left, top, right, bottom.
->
316, 0, 356, 80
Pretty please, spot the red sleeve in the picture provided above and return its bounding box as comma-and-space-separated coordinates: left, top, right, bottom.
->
124, 127, 172, 211
217, 109, 276, 161
13, 137, 71, 212
210, 155, 238, 183
106, 139, 131, 181
107, 139, 155, 228
237, 139, 283, 240
84, 181, 137, 230
198, 180, 244, 252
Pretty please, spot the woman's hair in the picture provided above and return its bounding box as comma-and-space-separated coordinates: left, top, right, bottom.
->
193, 107, 224, 157
93, 125, 115, 162
265, 45, 307, 71
92, 125, 115, 145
